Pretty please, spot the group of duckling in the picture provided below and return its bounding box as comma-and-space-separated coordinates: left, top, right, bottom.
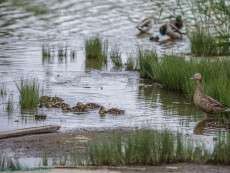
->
39, 96, 125, 116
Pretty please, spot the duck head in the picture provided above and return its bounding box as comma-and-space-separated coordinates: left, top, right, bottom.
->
191, 73, 202, 81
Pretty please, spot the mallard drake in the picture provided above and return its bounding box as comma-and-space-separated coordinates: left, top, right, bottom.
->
191, 73, 225, 116
136, 17, 153, 33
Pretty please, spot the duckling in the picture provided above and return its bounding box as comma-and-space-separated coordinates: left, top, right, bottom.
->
34, 114, 47, 121
71, 102, 88, 112
85, 102, 101, 110
107, 108, 125, 115
99, 106, 107, 116
136, 17, 153, 34
191, 73, 226, 117
61, 103, 71, 112
98, 106, 125, 116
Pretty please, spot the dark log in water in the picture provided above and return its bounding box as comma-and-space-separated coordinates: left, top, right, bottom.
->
0, 125, 61, 140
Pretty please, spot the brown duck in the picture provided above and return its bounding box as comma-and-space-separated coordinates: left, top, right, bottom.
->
191, 73, 226, 116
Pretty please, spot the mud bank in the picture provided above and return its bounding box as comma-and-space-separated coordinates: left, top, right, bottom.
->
6, 164, 230, 173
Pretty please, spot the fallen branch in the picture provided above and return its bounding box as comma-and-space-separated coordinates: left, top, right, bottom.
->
0, 125, 61, 140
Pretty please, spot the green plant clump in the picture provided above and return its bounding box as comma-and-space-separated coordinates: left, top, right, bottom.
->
137, 51, 230, 106
16, 79, 40, 110
110, 47, 122, 68
88, 130, 230, 166
190, 28, 230, 56
85, 37, 108, 69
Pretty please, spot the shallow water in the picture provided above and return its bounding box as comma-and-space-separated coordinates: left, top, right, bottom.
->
0, 0, 229, 143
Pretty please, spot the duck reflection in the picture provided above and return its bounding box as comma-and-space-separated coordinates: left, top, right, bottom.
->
194, 114, 230, 135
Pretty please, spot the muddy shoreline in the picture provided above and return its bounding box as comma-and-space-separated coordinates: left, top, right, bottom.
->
13, 164, 230, 173
0, 128, 136, 157
1, 129, 230, 173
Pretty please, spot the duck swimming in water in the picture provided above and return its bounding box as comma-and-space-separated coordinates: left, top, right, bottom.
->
136, 17, 153, 34
191, 73, 227, 117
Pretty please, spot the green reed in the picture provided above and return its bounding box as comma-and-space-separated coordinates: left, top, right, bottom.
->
85, 37, 108, 69
16, 79, 40, 110
0, 85, 7, 97
9, 0, 48, 15
6, 97, 14, 113
190, 28, 230, 56
211, 132, 230, 164
88, 130, 230, 166
0, 154, 22, 171
110, 47, 122, 68
85, 37, 107, 60
138, 51, 230, 106
125, 57, 136, 71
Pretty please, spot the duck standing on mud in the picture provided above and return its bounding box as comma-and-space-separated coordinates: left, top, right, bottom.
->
191, 73, 228, 117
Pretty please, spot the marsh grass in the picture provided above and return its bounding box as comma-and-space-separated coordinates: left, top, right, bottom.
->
42, 45, 52, 64
0, 154, 22, 171
6, 97, 14, 113
190, 28, 230, 56
110, 47, 122, 68
211, 132, 230, 164
88, 130, 230, 166
138, 51, 230, 106
9, 0, 48, 15
16, 79, 40, 110
0, 85, 7, 97
137, 50, 158, 79
57, 46, 68, 64
125, 57, 136, 71
85, 37, 108, 69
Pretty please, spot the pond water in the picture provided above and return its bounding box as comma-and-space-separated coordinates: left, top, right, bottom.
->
0, 0, 229, 145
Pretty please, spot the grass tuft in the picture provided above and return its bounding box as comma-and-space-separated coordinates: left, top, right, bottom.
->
6, 97, 14, 113
189, 28, 230, 56
16, 79, 40, 110
88, 130, 230, 166
0, 154, 22, 171
138, 51, 230, 106
125, 57, 136, 71
85, 37, 108, 69
0, 85, 7, 97
110, 47, 122, 68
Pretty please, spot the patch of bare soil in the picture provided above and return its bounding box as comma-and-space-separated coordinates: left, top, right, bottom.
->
0, 131, 93, 157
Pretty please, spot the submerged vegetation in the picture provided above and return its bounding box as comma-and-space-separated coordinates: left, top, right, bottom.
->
16, 80, 40, 110
88, 130, 230, 165
42, 45, 76, 64
138, 51, 230, 106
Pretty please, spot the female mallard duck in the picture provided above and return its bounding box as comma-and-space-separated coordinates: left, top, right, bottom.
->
136, 17, 153, 33
191, 73, 226, 116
